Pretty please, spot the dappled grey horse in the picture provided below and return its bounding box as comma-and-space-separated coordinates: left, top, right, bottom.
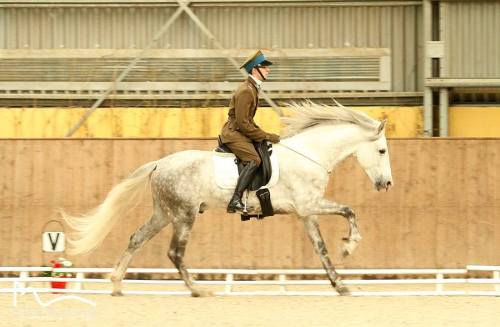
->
62, 101, 393, 296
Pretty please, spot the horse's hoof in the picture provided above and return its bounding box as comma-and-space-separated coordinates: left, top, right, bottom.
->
336, 286, 351, 296
342, 243, 355, 257
111, 291, 124, 297
342, 238, 361, 257
191, 290, 213, 297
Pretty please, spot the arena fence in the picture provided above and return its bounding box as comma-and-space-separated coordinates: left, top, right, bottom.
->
0, 266, 499, 297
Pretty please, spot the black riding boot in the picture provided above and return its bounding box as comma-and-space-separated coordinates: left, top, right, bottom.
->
227, 161, 259, 213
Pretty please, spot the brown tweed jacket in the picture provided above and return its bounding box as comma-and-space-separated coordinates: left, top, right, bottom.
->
220, 77, 269, 143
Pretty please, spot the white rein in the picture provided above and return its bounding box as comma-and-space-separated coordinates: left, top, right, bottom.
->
277, 142, 332, 174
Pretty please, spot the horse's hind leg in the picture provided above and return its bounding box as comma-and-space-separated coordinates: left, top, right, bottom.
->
110, 205, 170, 296
301, 215, 350, 295
168, 211, 209, 297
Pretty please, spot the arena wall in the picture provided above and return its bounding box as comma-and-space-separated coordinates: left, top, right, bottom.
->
1, 106, 500, 138
0, 138, 499, 269
0, 106, 422, 138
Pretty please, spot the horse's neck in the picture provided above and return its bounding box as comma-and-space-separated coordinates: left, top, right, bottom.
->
282, 124, 366, 171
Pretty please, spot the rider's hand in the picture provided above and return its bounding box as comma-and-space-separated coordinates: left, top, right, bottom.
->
266, 133, 280, 144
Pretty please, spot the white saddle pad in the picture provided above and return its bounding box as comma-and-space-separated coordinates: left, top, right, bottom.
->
212, 149, 279, 190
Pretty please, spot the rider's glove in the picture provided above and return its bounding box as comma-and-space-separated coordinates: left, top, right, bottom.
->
266, 133, 281, 144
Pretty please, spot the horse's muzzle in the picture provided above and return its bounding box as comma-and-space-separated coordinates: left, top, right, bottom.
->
375, 180, 392, 192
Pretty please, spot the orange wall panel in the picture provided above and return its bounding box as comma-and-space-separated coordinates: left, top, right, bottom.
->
0, 138, 499, 269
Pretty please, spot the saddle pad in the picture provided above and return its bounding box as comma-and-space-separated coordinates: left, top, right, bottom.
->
212, 151, 279, 190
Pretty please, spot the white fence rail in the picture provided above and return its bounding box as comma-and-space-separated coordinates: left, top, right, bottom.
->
1, 266, 499, 297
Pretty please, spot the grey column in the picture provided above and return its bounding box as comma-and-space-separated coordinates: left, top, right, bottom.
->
423, 0, 433, 137
439, 88, 449, 137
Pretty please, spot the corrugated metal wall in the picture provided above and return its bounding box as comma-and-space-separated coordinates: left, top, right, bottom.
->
1, 138, 499, 268
442, 1, 500, 78
0, 3, 423, 92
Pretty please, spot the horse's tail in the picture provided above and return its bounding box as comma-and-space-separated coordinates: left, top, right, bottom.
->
61, 160, 158, 256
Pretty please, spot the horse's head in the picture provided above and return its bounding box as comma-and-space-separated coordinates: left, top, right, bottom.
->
354, 119, 393, 191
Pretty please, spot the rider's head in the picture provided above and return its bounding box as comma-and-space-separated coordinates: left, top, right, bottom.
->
240, 50, 273, 81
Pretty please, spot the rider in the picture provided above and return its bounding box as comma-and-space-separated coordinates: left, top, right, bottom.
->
219, 50, 280, 213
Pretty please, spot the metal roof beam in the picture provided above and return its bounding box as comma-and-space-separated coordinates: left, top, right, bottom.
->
0, 1, 423, 7
64, 5, 184, 137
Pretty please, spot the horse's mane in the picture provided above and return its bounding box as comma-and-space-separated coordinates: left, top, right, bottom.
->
281, 100, 380, 138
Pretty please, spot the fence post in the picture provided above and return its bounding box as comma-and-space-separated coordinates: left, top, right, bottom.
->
225, 273, 233, 295
74, 272, 85, 290
279, 274, 287, 294
436, 273, 444, 293
18, 271, 29, 295
494, 271, 499, 292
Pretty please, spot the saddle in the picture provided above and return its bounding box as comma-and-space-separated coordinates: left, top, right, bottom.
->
215, 136, 272, 190
215, 136, 274, 221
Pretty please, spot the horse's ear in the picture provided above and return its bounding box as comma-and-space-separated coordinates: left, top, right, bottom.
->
377, 119, 387, 135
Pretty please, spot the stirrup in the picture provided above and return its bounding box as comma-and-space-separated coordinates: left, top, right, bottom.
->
227, 191, 253, 214
243, 190, 255, 213
243, 190, 250, 213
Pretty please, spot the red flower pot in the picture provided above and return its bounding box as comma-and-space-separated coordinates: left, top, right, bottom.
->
51, 281, 67, 293
49, 260, 73, 293
51, 281, 67, 289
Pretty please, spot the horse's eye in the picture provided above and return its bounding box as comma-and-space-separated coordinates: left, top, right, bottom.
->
379, 149, 386, 155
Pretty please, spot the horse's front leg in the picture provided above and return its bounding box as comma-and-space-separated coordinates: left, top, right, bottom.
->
314, 199, 362, 257
301, 215, 350, 295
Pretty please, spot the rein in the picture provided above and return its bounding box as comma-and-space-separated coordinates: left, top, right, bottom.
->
277, 142, 331, 174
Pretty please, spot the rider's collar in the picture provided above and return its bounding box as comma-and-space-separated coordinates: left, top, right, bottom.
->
249, 74, 263, 89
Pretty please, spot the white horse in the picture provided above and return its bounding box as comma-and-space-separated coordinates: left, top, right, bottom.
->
62, 101, 393, 296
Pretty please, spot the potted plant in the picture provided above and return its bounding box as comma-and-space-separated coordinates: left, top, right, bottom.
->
49, 257, 73, 292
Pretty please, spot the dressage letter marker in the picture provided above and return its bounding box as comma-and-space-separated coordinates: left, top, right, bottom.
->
42, 232, 65, 252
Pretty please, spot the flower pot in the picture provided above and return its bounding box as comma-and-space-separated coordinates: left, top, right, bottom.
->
51, 281, 67, 293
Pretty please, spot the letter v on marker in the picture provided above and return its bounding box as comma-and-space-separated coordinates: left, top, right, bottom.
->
47, 232, 61, 251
